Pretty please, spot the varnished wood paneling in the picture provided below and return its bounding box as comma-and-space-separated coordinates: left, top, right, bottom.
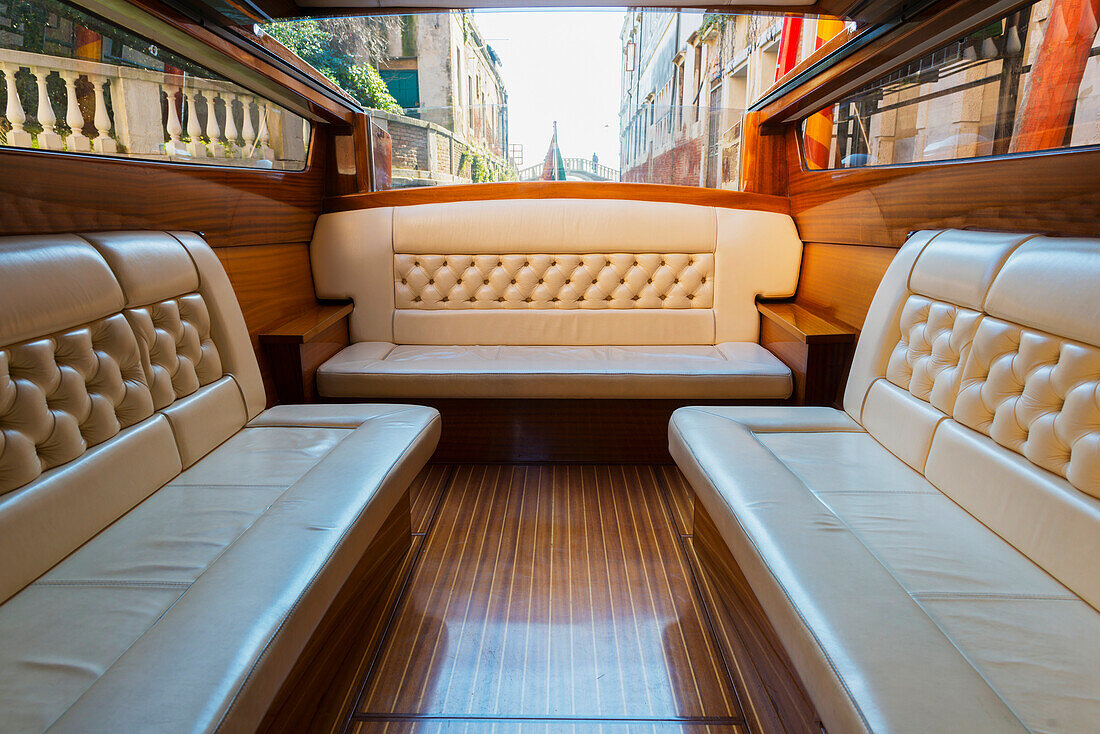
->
217, 242, 320, 405
758, 304, 856, 408
353, 465, 746, 726
260, 303, 353, 404
761, 319, 812, 405
259, 491, 413, 734
738, 111, 789, 197
689, 503, 820, 734
795, 242, 897, 330
0, 135, 326, 249
334, 398, 778, 464
757, 302, 858, 344
262, 318, 350, 404
788, 133, 1100, 247
260, 302, 354, 343
325, 182, 791, 215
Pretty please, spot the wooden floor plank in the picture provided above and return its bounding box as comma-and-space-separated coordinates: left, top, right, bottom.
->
409, 464, 454, 535
356, 464, 743, 723
654, 465, 696, 538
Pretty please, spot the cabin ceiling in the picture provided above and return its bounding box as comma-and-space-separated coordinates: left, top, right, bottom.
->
200, 0, 961, 24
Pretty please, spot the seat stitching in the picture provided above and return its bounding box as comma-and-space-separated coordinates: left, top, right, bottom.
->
35, 580, 192, 589
168, 482, 291, 488
212, 412, 441, 732
673, 413, 1031, 734
683, 406, 863, 433
42, 424, 364, 730
669, 417, 874, 734
740, 417, 1032, 732
810, 488, 939, 495
910, 591, 1079, 601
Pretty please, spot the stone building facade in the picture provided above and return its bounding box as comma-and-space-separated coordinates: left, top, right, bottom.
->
380, 13, 508, 160
619, 11, 790, 189
620, 3, 1100, 185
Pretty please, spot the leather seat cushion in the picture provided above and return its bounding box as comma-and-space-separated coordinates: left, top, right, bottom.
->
669, 406, 1100, 734
0, 404, 440, 734
316, 342, 792, 399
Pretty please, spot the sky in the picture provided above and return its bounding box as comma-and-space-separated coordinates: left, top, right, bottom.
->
472, 9, 625, 170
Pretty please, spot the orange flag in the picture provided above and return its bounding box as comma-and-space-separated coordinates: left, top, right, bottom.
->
775, 17, 804, 82
1011, 0, 1100, 152
804, 17, 846, 169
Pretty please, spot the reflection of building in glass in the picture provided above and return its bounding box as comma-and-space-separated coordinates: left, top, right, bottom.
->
820, 1, 1100, 169
622, 1, 1100, 180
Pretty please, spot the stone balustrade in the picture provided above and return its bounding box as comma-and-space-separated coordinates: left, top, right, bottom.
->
0, 48, 308, 168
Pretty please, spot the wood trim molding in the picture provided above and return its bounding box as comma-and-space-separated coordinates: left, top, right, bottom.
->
253, 1, 854, 19
324, 182, 792, 215
739, 111, 789, 197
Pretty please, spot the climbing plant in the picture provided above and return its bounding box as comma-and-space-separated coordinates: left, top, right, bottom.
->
264, 19, 401, 113
457, 143, 516, 183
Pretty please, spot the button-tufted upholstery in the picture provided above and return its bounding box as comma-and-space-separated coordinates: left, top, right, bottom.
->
0, 232, 440, 733
394, 252, 716, 309
311, 199, 802, 399
670, 229, 1100, 734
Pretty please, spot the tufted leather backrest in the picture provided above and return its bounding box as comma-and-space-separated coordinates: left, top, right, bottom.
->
393, 253, 716, 310
311, 199, 802, 346
846, 229, 1100, 609
0, 231, 264, 604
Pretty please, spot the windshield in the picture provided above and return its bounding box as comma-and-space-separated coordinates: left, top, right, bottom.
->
263, 10, 849, 190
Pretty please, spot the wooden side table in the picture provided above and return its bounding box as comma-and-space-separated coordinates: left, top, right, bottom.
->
758, 301, 858, 407
259, 301, 353, 404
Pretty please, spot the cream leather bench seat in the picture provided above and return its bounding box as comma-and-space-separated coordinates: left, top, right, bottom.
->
310, 199, 802, 400
670, 230, 1100, 734
0, 232, 440, 733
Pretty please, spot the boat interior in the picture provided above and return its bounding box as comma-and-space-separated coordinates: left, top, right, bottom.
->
1, 0, 1098, 731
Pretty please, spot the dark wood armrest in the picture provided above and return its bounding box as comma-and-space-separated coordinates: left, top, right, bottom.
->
758, 301, 857, 407
259, 302, 354, 345
757, 302, 857, 344
259, 301, 353, 404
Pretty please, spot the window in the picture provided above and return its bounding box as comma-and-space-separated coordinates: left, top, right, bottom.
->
266, 10, 844, 189
381, 69, 420, 110
801, 1, 1100, 169
0, 0, 310, 168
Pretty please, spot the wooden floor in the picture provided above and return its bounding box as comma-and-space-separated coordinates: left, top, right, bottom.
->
339, 464, 813, 734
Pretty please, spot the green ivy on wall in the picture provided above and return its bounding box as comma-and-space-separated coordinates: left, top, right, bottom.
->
457, 143, 516, 183
264, 20, 401, 113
